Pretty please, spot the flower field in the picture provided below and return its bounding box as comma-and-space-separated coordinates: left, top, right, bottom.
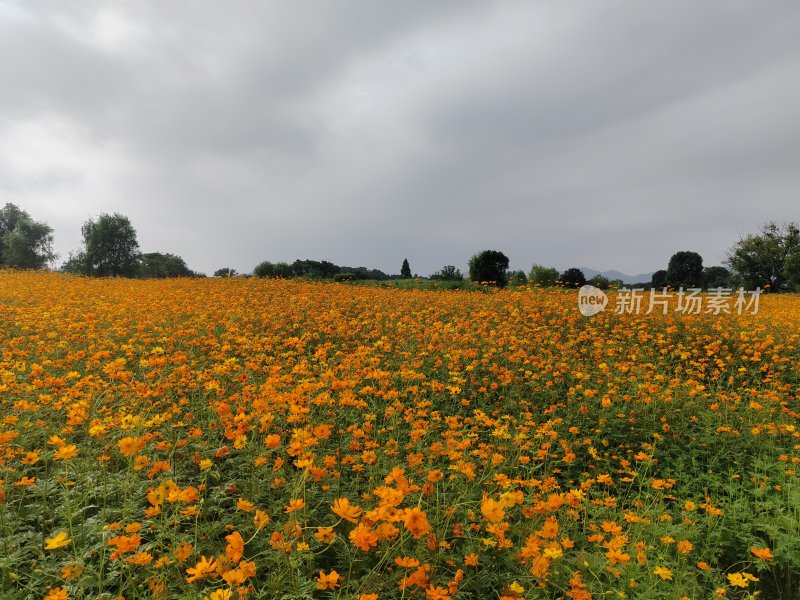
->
1, 271, 799, 600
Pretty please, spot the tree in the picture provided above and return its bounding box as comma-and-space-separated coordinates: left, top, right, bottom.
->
666, 251, 703, 288
559, 267, 586, 288
509, 270, 528, 286
80, 213, 140, 277
429, 265, 463, 281
400, 258, 411, 279
528, 264, 559, 287
139, 252, 194, 278
0, 203, 56, 268
726, 222, 800, 292
587, 274, 610, 290
651, 269, 668, 288
214, 267, 238, 277
468, 250, 509, 287
702, 266, 731, 290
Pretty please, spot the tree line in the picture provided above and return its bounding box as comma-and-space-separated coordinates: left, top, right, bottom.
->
1, 203, 798, 291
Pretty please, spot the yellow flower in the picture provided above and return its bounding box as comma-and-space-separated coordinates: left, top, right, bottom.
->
653, 566, 673, 580
727, 572, 758, 588
44, 531, 72, 550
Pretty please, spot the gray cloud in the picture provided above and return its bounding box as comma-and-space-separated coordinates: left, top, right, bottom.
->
1, 0, 798, 276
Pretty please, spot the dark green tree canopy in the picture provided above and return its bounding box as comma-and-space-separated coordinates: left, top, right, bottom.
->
0, 203, 56, 268
468, 250, 509, 287
725, 222, 800, 292
138, 252, 194, 278
666, 251, 703, 288
588, 274, 610, 290
400, 258, 411, 279
559, 267, 586, 288
214, 267, 238, 277
651, 269, 668, 288
429, 265, 463, 281
702, 266, 731, 290
81, 213, 140, 277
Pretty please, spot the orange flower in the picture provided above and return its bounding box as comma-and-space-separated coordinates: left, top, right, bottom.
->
331, 497, 363, 523
480, 497, 505, 522
676, 540, 693, 554
349, 523, 379, 551
118, 436, 145, 456
285, 498, 305, 513
314, 527, 336, 543
315, 569, 342, 590
464, 553, 479, 566
402, 507, 432, 538
185, 555, 218, 583
225, 531, 244, 564
54, 445, 79, 460
44, 587, 69, 600
751, 546, 774, 560
395, 556, 421, 568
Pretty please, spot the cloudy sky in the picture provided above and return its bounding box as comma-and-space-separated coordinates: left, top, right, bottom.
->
1, 1, 798, 277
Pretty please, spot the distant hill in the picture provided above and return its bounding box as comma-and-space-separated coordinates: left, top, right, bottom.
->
580, 267, 654, 285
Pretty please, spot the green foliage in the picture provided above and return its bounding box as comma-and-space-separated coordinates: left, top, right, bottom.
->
529, 264, 559, 287
468, 250, 509, 287
291, 259, 340, 279
0, 203, 56, 268
80, 213, 141, 277
667, 251, 704, 288
400, 258, 412, 279
429, 265, 464, 281
651, 269, 668, 288
138, 252, 195, 278
214, 267, 238, 277
702, 266, 732, 290
508, 270, 528, 286
726, 222, 800, 292
559, 267, 586, 288
587, 274, 610, 290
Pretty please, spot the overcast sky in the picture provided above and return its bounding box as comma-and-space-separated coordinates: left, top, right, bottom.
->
1, 1, 798, 277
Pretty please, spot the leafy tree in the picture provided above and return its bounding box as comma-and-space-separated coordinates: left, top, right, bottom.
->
468, 250, 509, 287
254, 261, 294, 278
725, 222, 800, 292
509, 270, 528, 286
587, 274, 610, 290
214, 267, 238, 277
429, 265, 463, 281
291, 259, 339, 279
80, 213, 140, 277
702, 266, 731, 290
528, 264, 559, 287
0, 203, 56, 268
609, 279, 624, 289
400, 258, 412, 279
559, 267, 586, 288
139, 252, 194, 278
666, 251, 703, 288
786, 252, 800, 291
651, 269, 668, 288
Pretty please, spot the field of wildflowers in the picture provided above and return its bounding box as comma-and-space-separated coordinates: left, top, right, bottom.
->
0, 271, 798, 599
